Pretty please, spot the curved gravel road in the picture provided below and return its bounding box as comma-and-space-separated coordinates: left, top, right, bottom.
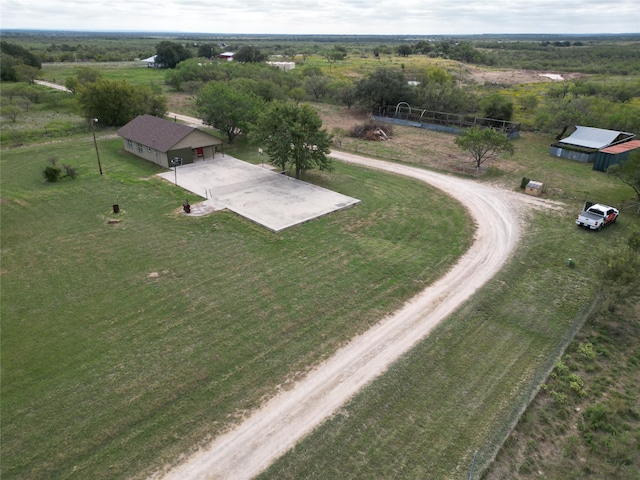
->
22, 88, 539, 478
157, 150, 552, 480
19, 87, 551, 478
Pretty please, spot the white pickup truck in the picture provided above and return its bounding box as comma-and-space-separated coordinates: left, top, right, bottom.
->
575, 203, 619, 230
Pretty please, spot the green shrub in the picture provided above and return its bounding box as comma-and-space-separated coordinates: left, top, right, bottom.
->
550, 390, 567, 404
582, 403, 616, 434
42, 165, 61, 182
520, 176, 530, 189
568, 373, 587, 397
578, 342, 596, 360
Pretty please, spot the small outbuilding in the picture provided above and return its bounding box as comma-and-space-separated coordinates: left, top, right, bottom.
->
524, 180, 544, 197
117, 115, 222, 169
267, 61, 295, 71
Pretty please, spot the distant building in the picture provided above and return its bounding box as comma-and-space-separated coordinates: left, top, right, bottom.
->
219, 52, 234, 61
141, 55, 165, 68
117, 115, 222, 169
267, 61, 295, 71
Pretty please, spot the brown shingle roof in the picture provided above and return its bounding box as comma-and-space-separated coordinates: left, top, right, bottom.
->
117, 114, 198, 152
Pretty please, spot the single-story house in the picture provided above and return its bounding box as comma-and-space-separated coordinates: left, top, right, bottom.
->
219, 52, 234, 61
549, 126, 635, 163
117, 114, 223, 168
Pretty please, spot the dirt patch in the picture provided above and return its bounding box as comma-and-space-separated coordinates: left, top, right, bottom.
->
313, 104, 370, 133
464, 66, 587, 86
314, 106, 475, 175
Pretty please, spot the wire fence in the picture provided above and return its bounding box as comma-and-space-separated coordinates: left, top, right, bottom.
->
373, 104, 521, 138
470, 296, 601, 480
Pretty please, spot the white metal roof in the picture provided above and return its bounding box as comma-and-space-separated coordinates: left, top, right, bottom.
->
558, 126, 633, 149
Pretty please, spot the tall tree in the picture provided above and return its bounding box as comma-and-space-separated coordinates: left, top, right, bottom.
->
77, 79, 167, 126
234, 46, 268, 63
397, 44, 413, 57
413, 66, 477, 113
197, 43, 220, 59
481, 93, 514, 121
0, 41, 42, 82
254, 102, 332, 179
155, 41, 192, 69
534, 97, 595, 137
196, 81, 264, 143
355, 68, 413, 109
65, 66, 101, 93
332, 79, 357, 108
304, 75, 331, 101
454, 126, 514, 172
607, 151, 640, 203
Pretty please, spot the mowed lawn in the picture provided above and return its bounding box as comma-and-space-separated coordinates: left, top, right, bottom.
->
0, 137, 473, 479
256, 137, 640, 479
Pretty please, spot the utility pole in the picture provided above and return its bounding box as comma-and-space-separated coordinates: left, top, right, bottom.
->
171, 157, 182, 185
91, 118, 103, 175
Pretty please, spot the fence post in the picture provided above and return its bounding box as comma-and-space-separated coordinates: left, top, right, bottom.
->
468, 450, 478, 480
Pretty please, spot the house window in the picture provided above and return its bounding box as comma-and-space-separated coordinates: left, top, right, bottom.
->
126, 139, 133, 149
148, 147, 152, 152
137, 143, 143, 153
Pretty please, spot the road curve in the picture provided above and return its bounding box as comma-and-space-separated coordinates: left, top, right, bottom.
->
14, 89, 537, 478
159, 150, 524, 480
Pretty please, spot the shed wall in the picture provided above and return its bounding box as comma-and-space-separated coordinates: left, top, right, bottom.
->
549, 146, 596, 163
593, 151, 629, 172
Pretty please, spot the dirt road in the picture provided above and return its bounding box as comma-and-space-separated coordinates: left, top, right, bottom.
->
158, 150, 559, 480
34, 80, 72, 92
25, 82, 556, 480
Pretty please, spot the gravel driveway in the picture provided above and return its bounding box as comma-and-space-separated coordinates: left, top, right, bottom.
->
155, 150, 568, 480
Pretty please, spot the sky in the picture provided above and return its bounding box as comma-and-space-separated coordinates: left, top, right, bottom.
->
1, 0, 639, 35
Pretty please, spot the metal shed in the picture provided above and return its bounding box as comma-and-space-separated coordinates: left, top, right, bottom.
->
549, 126, 635, 163
594, 139, 640, 172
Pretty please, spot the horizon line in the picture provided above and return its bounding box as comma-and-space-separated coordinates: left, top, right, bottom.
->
2, 28, 639, 37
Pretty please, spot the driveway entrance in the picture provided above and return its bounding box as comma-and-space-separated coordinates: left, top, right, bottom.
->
157, 155, 360, 232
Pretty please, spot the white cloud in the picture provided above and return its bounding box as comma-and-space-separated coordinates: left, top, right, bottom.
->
1, 0, 638, 34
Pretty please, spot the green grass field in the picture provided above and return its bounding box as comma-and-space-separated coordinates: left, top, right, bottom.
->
257, 212, 614, 479
1, 135, 473, 479
3, 129, 637, 480
2, 46, 639, 479
37, 62, 167, 88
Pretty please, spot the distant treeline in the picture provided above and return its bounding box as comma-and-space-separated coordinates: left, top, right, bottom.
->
1, 30, 639, 75
476, 40, 640, 75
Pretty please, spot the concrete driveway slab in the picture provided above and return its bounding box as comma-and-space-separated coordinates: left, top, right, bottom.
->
157, 155, 360, 232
